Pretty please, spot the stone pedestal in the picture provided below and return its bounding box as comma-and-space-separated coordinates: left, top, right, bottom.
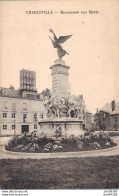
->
50, 59, 70, 99
38, 118, 84, 137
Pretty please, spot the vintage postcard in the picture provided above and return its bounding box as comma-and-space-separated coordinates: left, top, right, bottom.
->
0, 0, 119, 193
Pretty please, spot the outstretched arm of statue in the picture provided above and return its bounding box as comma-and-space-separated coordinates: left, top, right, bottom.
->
49, 36, 53, 42
49, 36, 57, 48
49, 29, 58, 41
49, 36, 54, 45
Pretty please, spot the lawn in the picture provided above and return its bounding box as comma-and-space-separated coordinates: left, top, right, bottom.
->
0, 156, 119, 189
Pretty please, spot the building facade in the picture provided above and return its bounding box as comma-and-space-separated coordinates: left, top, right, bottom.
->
106, 111, 119, 131
0, 95, 45, 135
93, 110, 109, 131
94, 100, 119, 131
68, 95, 86, 127
0, 69, 46, 136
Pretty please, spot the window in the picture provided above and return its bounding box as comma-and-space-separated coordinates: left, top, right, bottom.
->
23, 114, 27, 122
40, 114, 43, 119
34, 124, 37, 130
115, 117, 118, 122
23, 103, 27, 110
3, 125, 7, 130
3, 91, 7, 96
12, 103, 16, 110
12, 113, 15, 118
12, 125, 16, 130
3, 101, 7, 109
34, 113, 37, 121
3, 113, 7, 118
34, 113, 37, 118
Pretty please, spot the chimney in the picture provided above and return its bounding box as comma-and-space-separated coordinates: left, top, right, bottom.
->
111, 100, 115, 111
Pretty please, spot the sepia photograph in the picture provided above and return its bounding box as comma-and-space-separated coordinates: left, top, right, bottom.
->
0, 0, 119, 192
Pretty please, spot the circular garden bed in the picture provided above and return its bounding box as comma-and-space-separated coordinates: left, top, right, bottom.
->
5, 131, 117, 153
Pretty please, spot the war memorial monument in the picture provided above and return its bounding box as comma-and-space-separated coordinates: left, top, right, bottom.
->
38, 29, 85, 136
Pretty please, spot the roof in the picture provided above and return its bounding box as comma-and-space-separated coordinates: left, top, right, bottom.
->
110, 103, 119, 114
101, 102, 119, 115
0, 87, 42, 101
110, 110, 119, 115
0, 87, 20, 97
99, 110, 109, 114
86, 110, 92, 114
101, 103, 112, 113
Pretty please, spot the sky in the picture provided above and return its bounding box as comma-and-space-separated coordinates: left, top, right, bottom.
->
0, 0, 119, 114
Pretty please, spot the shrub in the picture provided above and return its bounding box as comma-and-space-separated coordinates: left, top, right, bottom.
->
5, 131, 117, 153
37, 136, 55, 145
90, 142, 101, 150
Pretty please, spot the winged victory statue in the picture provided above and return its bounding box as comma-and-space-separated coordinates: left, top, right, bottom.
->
49, 29, 72, 60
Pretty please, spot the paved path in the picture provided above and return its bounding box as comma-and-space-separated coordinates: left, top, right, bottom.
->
0, 145, 119, 160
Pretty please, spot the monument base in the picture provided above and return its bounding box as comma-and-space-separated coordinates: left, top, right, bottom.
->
38, 118, 84, 137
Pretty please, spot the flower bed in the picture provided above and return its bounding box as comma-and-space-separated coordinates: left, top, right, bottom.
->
5, 131, 117, 153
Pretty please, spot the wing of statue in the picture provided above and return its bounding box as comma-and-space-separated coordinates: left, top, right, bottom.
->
58, 35, 72, 43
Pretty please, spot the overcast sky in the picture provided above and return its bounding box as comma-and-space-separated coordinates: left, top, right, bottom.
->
0, 0, 119, 113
